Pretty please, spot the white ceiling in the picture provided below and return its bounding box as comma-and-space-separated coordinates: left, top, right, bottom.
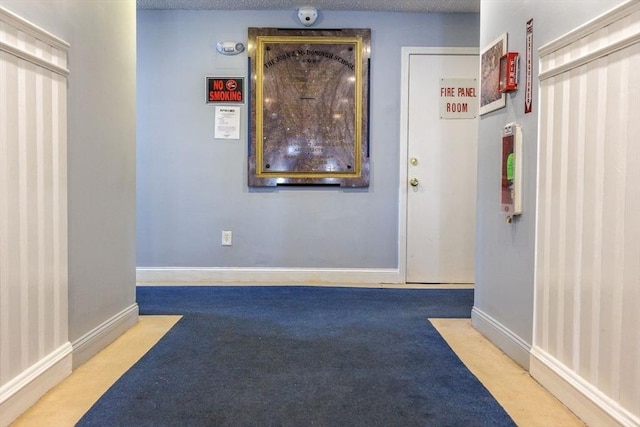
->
136, 0, 480, 14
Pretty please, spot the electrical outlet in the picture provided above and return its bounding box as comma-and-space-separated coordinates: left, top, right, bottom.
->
221, 230, 232, 246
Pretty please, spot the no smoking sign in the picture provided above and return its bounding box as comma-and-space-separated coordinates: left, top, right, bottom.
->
206, 77, 244, 104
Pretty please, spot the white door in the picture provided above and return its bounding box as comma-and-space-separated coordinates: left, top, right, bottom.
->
405, 51, 478, 283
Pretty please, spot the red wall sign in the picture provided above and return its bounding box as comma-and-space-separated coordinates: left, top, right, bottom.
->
525, 19, 533, 114
206, 77, 244, 104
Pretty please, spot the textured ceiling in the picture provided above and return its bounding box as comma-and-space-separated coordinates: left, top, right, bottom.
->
136, 0, 480, 14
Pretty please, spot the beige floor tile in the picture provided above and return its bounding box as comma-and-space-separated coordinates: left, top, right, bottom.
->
11, 315, 181, 427
430, 318, 586, 427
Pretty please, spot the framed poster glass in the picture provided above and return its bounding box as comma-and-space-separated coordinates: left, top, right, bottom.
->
480, 33, 507, 115
248, 28, 371, 187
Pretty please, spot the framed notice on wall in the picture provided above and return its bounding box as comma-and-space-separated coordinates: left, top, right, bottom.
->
247, 27, 371, 187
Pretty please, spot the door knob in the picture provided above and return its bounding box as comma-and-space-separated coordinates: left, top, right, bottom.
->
410, 178, 419, 187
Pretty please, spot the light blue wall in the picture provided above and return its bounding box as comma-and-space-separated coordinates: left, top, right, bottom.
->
474, 0, 626, 363
136, 10, 480, 268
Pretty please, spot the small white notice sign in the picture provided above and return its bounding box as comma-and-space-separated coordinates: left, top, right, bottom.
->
214, 106, 241, 139
439, 78, 478, 119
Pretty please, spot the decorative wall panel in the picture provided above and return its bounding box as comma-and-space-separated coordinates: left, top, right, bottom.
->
0, 7, 70, 423
534, 2, 640, 425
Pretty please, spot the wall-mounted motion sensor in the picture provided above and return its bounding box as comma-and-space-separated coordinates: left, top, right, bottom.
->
298, 6, 318, 27
216, 41, 245, 55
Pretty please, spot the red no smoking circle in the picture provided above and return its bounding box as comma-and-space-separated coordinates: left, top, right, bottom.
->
226, 80, 237, 91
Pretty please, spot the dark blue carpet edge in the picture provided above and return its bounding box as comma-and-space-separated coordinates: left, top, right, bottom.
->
77, 286, 515, 427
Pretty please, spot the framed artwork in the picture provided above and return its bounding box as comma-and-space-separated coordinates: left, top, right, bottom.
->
480, 33, 507, 115
247, 27, 371, 187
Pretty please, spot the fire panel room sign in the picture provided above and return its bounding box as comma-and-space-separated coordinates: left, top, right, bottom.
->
439, 78, 478, 119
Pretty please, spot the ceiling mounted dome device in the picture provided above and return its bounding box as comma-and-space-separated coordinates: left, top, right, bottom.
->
298, 6, 318, 26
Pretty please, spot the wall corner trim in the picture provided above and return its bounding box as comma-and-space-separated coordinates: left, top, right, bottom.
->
0, 6, 70, 76
0, 343, 72, 427
136, 267, 402, 286
471, 307, 531, 370
71, 303, 139, 369
539, 0, 640, 58
530, 347, 640, 427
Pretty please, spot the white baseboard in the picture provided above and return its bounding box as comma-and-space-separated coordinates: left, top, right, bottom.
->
471, 306, 531, 370
0, 343, 72, 427
136, 267, 402, 286
530, 347, 639, 427
71, 303, 139, 369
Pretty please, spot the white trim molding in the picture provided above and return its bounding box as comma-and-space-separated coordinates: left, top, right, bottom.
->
0, 6, 69, 50
539, 0, 640, 62
137, 267, 401, 286
471, 307, 531, 370
0, 6, 69, 76
0, 343, 72, 427
530, 347, 640, 427
71, 304, 139, 369
539, 0, 640, 81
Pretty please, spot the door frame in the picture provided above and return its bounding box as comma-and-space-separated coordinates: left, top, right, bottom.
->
398, 47, 479, 283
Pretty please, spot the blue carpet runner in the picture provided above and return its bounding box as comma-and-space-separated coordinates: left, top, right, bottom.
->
78, 286, 516, 426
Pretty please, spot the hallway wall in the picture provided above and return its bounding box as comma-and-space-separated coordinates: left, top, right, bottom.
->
0, 8, 69, 425
136, 10, 479, 275
0, 1, 137, 424
533, 3, 640, 425
473, 0, 627, 367
475, 0, 638, 425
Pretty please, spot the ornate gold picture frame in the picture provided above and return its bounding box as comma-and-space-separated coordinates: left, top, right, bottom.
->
248, 28, 371, 187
